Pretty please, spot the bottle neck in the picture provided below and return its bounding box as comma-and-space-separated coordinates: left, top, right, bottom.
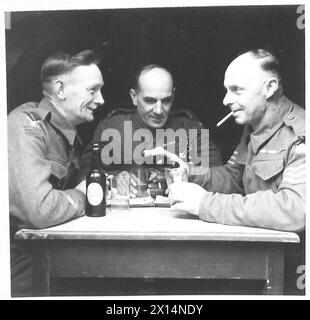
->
91, 148, 102, 170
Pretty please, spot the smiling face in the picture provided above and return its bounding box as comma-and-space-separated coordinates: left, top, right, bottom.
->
130, 67, 174, 129
223, 53, 270, 130
61, 64, 104, 126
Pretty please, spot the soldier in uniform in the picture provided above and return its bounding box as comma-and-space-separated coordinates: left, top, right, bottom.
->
167, 49, 305, 293
8, 49, 104, 296
168, 49, 305, 231
78, 64, 223, 196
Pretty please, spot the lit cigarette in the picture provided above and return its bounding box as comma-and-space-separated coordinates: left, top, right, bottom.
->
216, 111, 233, 127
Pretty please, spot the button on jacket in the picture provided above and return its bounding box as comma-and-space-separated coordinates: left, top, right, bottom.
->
193, 96, 305, 231
8, 97, 86, 232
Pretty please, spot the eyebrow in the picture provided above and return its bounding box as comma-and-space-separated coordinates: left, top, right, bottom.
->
143, 95, 173, 101
89, 83, 104, 89
224, 84, 243, 91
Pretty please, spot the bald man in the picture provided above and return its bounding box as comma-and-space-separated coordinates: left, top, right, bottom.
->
168, 49, 305, 232
77, 64, 222, 196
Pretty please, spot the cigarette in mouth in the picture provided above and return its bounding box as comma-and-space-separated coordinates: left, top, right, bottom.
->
216, 111, 233, 127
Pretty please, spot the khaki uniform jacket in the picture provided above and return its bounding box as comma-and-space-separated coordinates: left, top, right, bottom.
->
193, 96, 305, 232
8, 97, 85, 232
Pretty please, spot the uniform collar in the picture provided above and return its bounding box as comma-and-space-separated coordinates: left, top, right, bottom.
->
37, 97, 81, 146
250, 95, 293, 154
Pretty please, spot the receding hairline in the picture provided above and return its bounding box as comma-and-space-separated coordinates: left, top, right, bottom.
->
228, 50, 281, 77
134, 64, 174, 90
229, 52, 261, 68
225, 49, 283, 96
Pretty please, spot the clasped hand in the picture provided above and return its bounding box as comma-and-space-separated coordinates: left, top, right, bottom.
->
167, 182, 208, 216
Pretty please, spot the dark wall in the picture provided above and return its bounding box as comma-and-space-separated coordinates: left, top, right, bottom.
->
6, 5, 305, 161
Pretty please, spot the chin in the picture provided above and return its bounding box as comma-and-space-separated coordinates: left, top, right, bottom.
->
150, 122, 165, 129
85, 115, 94, 123
234, 117, 246, 125
151, 118, 168, 128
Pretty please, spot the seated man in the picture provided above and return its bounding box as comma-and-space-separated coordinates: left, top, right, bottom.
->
8, 49, 105, 296
78, 64, 223, 196
168, 49, 305, 232
167, 49, 305, 294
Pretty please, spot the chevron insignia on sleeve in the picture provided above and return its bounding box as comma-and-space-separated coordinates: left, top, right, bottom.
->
227, 151, 238, 165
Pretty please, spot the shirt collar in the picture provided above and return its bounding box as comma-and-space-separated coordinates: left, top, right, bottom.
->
37, 97, 81, 146
250, 95, 293, 154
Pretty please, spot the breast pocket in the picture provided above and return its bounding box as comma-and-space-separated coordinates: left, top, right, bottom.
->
49, 161, 68, 189
252, 155, 284, 189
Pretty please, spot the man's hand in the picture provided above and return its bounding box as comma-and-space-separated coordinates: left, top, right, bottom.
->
75, 176, 112, 197
167, 181, 208, 215
143, 147, 189, 172
75, 180, 86, 194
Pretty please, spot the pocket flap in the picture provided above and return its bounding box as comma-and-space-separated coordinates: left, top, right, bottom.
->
253, 158, 284, 181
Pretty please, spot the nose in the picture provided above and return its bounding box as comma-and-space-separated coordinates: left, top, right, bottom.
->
95, 91, 105, 105
153, 100, 163, 115
223, 91, 233, 107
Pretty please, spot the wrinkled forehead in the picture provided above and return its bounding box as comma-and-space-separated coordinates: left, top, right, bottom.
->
224, 54, 266, 87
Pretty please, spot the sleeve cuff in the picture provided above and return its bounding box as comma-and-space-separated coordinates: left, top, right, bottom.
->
198, 192, 212, 221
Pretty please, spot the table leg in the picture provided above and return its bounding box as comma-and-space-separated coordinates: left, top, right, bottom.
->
32, 242, 50, 296
263, 245, 284, 295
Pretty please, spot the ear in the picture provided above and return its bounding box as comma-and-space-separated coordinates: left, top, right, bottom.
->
54, 79, 66, 100
129, 88, 138, 106
264, 77, 279, 99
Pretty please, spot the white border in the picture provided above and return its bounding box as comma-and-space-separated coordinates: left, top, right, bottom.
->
0, 0, 308, 300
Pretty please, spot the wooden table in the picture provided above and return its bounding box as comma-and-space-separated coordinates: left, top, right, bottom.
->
15, 207, 299, 296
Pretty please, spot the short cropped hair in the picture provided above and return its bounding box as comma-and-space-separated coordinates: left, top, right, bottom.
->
132, 64, 174, 90
41, 49, 101, 94
247, 48, 283, 95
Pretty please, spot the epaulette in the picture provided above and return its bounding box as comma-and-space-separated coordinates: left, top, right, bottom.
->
170, 109, 204, 127
105, 108, 134, 120
23, 111, 43, 128
296, 135, 305, 145
283, 104, 305, 138
24, 111, 42, 122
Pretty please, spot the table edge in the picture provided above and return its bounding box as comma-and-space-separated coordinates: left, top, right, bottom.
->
15, 229, 300, 243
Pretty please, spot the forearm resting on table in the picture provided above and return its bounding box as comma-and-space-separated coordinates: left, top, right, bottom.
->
188, 165, 211, 186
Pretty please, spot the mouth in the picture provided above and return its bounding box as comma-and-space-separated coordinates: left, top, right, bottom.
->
231, 108, 243, 116
86, 106, 97, 113
150, 116, 166, 123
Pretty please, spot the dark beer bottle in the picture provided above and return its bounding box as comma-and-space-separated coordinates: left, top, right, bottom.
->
86, 142, 106, 217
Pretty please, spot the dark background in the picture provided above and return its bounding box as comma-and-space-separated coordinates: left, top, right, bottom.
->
5, 5, 305, 161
